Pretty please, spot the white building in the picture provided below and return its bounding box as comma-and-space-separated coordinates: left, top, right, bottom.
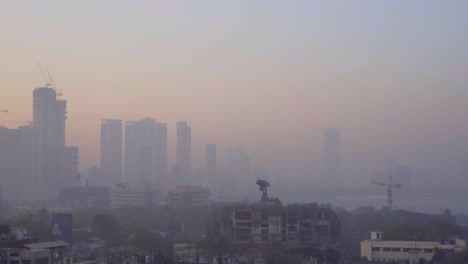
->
110, 182, 159, 209
361, 231, 466, 262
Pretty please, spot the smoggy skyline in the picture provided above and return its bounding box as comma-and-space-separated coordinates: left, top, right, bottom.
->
2, 1, 468, 187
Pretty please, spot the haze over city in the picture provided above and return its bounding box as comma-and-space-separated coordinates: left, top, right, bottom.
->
2, 1, 468, 212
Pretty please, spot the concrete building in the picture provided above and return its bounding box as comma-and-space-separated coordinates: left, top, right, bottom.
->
324, 128, 340, 185
24, 241, 72, 264
100, 119, 123, 186
0, 248, 50, 264
32, 87, 70, 199
215, 203, 340, 246
124, 118, 167, 188
0, 125, 32, 201
361, 231, 466, 263
225, 146, 250, 197
110, 182, 159, 209
59, 186, 110, 209
205, 144, 216, 194
167, 186, 210, 206
174, 121, 191, 182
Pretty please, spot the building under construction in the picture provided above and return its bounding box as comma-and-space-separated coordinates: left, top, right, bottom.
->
211, 180, 340, 247
214, 202, 340, 246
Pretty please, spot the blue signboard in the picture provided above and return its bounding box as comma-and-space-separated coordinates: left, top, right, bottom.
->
51, 213, 73, 237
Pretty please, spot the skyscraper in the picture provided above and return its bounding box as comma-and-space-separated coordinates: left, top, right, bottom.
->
205, 144, 216, 172
0, 125, 32, 200
124, 118, 167, 188
324, 128, 341, 185
205, 144, 216, 194
175, 121, 191, 182
32, 87, 66, 148
32, 87, 75, 198
100, 119, 123, 186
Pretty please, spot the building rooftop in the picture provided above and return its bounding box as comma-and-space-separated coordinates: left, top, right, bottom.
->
24, 241, 69, 249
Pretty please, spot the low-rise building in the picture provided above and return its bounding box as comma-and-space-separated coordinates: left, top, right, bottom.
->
0, 248, 50, 264
361, 231, 466, 263
59, 186, 110, 209
24, 241, 72, 264
167, 186, 210, 206
110, 182, 159, 209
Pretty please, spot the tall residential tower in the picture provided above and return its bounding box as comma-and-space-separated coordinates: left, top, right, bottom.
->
124, 118, 167, 188
101, 119, 123, 186
175, 121, 191, 182
32, 87, 78, 198
324, 128, 341, 185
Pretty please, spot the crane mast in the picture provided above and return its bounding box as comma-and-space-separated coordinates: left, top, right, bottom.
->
370, 174, 402, 211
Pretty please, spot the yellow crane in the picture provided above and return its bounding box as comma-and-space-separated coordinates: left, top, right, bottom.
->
371, 174, 402, 211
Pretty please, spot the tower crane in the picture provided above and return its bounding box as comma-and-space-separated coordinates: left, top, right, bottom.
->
37, 63, 63, 98
371, 174, 402, 211
256, 179, 280, 209
37, 62, 52, 88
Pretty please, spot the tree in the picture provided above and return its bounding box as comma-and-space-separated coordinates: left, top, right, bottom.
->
8, 208, 52, 241
449, 250, 468, 264
432, 247, 445, 263
91, 214, 117, 238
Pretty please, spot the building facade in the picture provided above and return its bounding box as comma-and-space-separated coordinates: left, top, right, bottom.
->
32, 87, 78, 199
324, 128, 340, 185
110, 182, 159, 209
361, 232, 466, 262
205, 144, 216, 194
167, 186, 210, 206
216, 203, 340, 246
124, 118, 167, 188
175, 121, 191, 182
0, 125, 32, 201
100, 119, 123, 187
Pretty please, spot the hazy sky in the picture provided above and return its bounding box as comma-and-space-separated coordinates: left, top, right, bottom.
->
1, 1, 468, 183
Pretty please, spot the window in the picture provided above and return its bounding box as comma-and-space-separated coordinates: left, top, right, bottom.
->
403, 248, 411, 252
383, 248, 391, 252
424, 249, 433, 253
392, 248, 401, 252
372, 247, 380, 252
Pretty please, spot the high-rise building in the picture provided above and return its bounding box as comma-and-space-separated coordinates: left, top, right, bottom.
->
100, 119, 123, 186
205, 144, 216, 194
205, 144, 216, 172
32, 87, 75, 198
175, 121, 191, 182
124, 118, 167, 188
0, 125, 32, 201
324, 128, 340, 184
225, 146, 250, 197
32, 88, 66, 148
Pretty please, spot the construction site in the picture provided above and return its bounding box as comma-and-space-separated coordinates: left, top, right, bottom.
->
174, 179, 341, 263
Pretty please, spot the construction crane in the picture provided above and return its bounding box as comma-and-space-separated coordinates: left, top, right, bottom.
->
256, 179, 280, 208
37, 63, 63, 98
37, 62, 52, 88
371, 175, 402, 211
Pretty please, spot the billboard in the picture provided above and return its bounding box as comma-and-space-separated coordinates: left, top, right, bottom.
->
51, 213, 73, 237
